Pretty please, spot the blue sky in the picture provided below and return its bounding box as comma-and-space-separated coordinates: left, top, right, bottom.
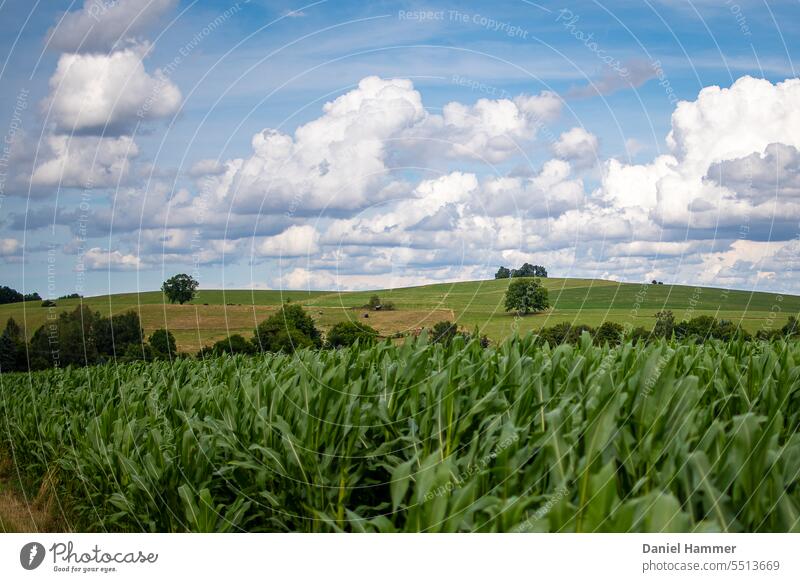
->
1, 0, 800, 297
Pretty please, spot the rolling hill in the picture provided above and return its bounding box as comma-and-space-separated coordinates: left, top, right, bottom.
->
0, 278, 795, 352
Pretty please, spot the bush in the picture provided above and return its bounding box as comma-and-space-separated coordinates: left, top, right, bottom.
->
254, 304, 322, 353
503, 278, 549, 315
122, 343, 156, 362
653, 310, 675, 339
782, 315, 799, 338
430, 321, 458, 345
675, 315, 718, 341
627, 326, 653, 345
365, 295, 395, 311
538, 322, 594, 346
211, 334, 256, 356
594, 321, 625, 346
149, 329, 176, 359
327, 321, 379, 348
41, 300, 56, 308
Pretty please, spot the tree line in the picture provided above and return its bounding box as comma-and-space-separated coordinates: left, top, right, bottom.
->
495, 263, 548, 279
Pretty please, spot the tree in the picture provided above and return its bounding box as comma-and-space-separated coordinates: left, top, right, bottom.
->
149, 329, 176, 358
94, 311, 144, 358
0, 286, 24, 304
28, 305, 101, 368
161, 274, 199, 305
254, 304, 322, 353
503, 278, 549, 315
0, 318, 26, 372
327, 321, 378, 348
509, 263, 547, 278
494, 266, 511, 279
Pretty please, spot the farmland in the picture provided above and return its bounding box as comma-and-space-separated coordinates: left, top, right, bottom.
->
0, 278, 795, 352
1, 335, 798, 532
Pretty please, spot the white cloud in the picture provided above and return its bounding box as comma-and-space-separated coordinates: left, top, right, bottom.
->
210, 76, 561, 216
552, 127, 599, 168
46, 0, 178, 53
189, 158, 226, 178
257, 225, 320, 257
0, 239, 22, 257
84, 247, 142, 271
31, 135, 139, 188
428, 92, 562, 162
602, 76, 800, 231
44, 47, 181, 134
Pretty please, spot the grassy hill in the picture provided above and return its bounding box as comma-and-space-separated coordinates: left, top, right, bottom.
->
1, 278, 795, 352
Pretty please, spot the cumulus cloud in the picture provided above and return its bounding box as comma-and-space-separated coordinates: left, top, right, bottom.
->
208, 76, 561, 217
256, 225, 320, 257
189, 158, 226, 178
426, 91, 562, 162
84, 247, 142, 270
44, 47, 181, 134
552, 127, 599, 169
46, 0, 178, 53
31, 135, 139, 188
602, 76, 800, 233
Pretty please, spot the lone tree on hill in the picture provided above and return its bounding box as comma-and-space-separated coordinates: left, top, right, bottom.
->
504, 278, 550, 315
161, 274, 199, 305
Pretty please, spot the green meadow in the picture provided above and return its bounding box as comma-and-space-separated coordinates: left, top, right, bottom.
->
0, 278, 795, 352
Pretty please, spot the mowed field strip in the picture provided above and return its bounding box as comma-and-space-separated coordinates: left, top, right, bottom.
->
1, 278, 796, 352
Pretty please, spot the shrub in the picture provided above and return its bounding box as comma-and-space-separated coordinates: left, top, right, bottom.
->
365, 295, 395, 311
653, 310, 675, 338
149, 329, 177, 359
327, 321, 379, 348
41, 299, 56, 307
594, 321, 625, 346
122, 343, 156, 362
210, 334, 256, 356
430, 321, 458, 345
254, 304, 322, 353
782, 315, 799, 338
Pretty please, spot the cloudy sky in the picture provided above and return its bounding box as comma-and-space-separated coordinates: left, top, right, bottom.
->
1, 0, 800, 297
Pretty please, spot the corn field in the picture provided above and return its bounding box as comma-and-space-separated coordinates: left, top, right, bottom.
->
1, 334, 799, 532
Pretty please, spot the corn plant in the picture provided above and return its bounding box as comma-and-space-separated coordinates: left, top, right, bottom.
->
0, 333, 798, 532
